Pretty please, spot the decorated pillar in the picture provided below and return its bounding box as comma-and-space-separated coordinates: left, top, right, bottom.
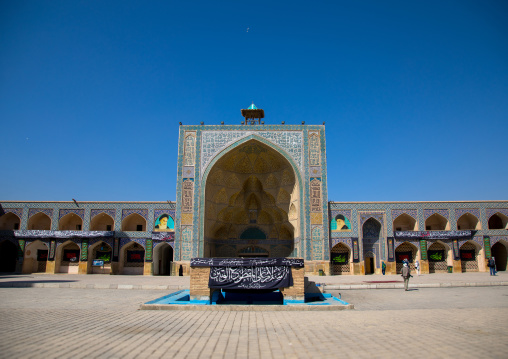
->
419, 239, 429, 274
78, 238, 88, 274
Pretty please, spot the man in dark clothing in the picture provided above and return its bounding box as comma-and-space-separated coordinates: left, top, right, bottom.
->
401, 263, 412, 291
382, 261, 386, 275
488, 257, 496, 276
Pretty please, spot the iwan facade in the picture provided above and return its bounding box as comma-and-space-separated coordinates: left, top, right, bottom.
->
1, 108, 507, 275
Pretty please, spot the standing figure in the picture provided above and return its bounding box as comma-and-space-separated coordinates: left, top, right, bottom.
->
382, 261, 386, 275
488, 257, 496, 276
415, 260, 420, 276
401, 263, 412, 291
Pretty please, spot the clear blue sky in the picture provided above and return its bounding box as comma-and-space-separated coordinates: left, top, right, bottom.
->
1, 1, 507, 202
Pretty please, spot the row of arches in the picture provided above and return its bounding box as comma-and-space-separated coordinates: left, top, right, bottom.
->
0, 240, 174, 275
0, 212, 175, 232
331, 212, 508, 232
330, 240, 508, 275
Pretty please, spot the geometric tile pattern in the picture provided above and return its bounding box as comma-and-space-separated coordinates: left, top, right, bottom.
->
391, 209, 417, 221
90, 209, 116, 220
200, 130, 304, 174
59, 209, 85, 220
486, 208, 508, 220
121, 209, 148, 220
1, 208, 23, 218
424, 209, 450, 220
28, 208, 53, 219
455, 208, 480, 220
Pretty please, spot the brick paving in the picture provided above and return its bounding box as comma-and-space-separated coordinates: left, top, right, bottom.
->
0, 284, 507, 358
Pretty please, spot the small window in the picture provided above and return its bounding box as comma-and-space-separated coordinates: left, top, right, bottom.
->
457, 225, 461, 230
106, 225, 112, 231
13, 223, 20, 230
396, 227, 402, 231
136, 224, 143, 231
426, 226, 431, 230
76, 224, 82, 230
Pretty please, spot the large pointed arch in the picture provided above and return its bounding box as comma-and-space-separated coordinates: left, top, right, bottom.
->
199, 135, 304, 258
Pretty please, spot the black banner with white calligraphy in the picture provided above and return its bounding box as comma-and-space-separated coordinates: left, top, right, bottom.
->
208, 265, 292, 290
190, 258, 302, 290
394, 230, 474, 240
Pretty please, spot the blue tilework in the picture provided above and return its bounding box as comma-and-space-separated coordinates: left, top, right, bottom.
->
59, 209, 85, 220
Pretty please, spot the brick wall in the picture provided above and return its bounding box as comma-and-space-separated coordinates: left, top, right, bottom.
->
280, 266, 305, 300
189, 266, 211, 299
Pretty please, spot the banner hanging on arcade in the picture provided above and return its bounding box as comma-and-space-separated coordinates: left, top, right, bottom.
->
394, 230, 474, 240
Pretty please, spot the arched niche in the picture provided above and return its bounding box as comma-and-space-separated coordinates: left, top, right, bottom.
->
202, 138, 300, 258
121, 213, 146, 232
428, 241, 452, 273
56, 240, 80, 273
0, 213, 21, 230
90, 213, 115, 231
153, 242, 173, 275
0, 240, 18, 272
425, 213, 450, 231
395, 241, 418, 272
330, 243, 351, 275
393, 213, 417, 231
457, 213, 481, 230
59, 213, 83, 231
119, 241, 145, 275
363, 218, 381, 240
87, 241, 113, 274
491, 241, 507, 271
460, 240, 481, 272
28, 212, 51, 230
488, 212, 508, 230
23, 240, 49, 273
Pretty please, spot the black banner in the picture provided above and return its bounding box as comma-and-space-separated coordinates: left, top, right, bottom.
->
37, 250, 48, 261
151, 232, 175, 241
13, 230, 114, 239
331, 252, 349, 265
394, 230, 474, 240
460, 249, 476, 261
208, 265, 293, 290
428, 250, 445, 262
190, 257, 304, 268
396, 251, 413, 263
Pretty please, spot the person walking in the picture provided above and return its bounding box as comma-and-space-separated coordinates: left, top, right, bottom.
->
488, 257, 496, 276
401, 262, 412, 291
382, 261, 386, 275
415, 260, 420, 276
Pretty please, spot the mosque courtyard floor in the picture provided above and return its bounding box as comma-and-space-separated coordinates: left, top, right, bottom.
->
0, 273, 507, 358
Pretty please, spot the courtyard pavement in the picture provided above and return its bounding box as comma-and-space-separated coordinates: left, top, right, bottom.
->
0, 271, 506, 291
0, 283, 506, 358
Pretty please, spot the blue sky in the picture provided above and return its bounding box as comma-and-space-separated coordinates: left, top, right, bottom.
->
1, 1, 507, 202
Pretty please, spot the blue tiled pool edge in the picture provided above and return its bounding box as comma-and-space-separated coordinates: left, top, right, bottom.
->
140, 290, 354, 311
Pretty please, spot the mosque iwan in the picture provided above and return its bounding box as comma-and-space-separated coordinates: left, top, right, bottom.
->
1, 104, 507, 276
